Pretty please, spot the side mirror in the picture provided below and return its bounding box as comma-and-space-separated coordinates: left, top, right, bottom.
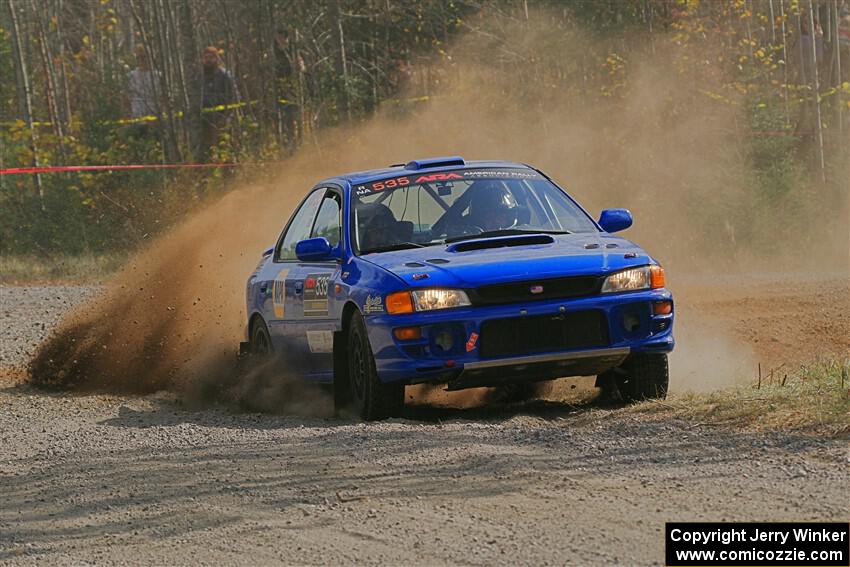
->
295, 237, 334, 261
598, 209, 633, 233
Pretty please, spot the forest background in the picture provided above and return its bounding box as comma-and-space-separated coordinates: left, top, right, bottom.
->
0, 0, 847, 266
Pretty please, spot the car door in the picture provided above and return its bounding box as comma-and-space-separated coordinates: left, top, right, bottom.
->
260, 188, 325, 368
293, 188, 343, 378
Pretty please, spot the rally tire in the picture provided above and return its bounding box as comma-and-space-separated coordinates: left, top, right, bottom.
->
250, 317, 273, 355
617, 353, 669, 402
346, 312, 404, 420
500, 381, 538, 404
332, 330, 350, 414
240, 317, 275, 411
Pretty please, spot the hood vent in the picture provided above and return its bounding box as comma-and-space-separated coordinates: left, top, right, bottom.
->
448, 234, 554, 253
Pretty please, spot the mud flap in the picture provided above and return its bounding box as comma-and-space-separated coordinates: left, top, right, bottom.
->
238, 341, 251, 359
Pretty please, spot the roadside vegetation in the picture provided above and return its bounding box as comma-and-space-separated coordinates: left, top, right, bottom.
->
0, 254, 121, 283
1, 0, 848, 261
629, 360, 850, 437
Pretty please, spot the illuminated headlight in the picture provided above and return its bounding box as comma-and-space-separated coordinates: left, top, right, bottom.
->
411, 289, 471, 311
601, 265, 665, 293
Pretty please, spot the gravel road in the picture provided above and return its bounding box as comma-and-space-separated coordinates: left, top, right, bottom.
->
0, 279, 848, 565
0, 285, 99, 370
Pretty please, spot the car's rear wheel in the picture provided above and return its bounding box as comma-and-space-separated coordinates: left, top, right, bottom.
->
250, 318, 273, 355
596, 353, 669, 403
239, 317, 276, 411
346, 312, 403, 420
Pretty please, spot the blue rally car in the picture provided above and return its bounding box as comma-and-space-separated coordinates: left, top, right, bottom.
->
243, 157, 674, 420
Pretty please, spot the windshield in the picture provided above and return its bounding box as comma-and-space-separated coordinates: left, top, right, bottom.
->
351, 168, 598, 254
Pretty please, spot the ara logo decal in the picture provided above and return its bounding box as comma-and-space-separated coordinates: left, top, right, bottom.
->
272, 268, 290, 318
305, 274, 330, 298
415, 172, 463, 183
465, 332, 479, 352
529, 285, 544, 295
363, 295, 384, 314
304, 273, 331, 317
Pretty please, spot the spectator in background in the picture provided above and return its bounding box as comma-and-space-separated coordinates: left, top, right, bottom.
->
839, 11, 850, 82
200, 46, 239, 160
798, 18, 824, 86
127, 44, 157, 135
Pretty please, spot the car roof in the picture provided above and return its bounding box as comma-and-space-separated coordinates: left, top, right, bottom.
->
315, 157, 536, 188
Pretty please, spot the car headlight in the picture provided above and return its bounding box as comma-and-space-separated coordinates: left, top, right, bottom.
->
601, 265, 665, 293
386, 289, 471, 314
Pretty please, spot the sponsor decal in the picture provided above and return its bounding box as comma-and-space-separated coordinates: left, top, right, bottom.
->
414, 172, 463, 183
353, 169, 541, 196
530, 285, 544, 294
306, 330, 334, 353
466, 332, 479, 352
356, 177, 411, 196
462, 169, 541, 179
354, 168, 543, 197
364, 294, 384, 314
272, 269, 290, 318
304, 273, 331, 317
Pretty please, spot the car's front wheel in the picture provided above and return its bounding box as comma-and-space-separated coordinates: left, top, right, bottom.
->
345, 312, 404, 420
596, 353, 669, 403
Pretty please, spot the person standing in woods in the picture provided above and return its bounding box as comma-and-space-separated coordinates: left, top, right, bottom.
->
127, 44, 157, 136
200, 46, 239, 160
839, 10, 850, 82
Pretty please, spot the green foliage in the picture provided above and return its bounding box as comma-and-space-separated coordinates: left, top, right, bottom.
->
747, 100, 801, 200
0, 0, 844, 258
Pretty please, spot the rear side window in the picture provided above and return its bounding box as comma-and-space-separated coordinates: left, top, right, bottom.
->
277, 189, 324, 261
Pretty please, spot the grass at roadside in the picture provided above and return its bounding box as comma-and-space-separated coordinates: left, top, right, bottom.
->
631, 359, 850, 437
0, 254, 122, 283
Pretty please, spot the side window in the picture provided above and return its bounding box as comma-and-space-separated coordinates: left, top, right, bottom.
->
277, 189, 324, 261
311, 192, 341, 247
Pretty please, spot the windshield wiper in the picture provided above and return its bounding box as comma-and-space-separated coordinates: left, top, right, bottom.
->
444, 229, 571, 244
361, 241, 432, 254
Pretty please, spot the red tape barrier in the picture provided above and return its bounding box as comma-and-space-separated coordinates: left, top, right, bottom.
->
0, 162, 264, 175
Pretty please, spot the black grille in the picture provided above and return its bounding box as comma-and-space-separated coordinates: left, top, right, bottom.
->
479, 310, 609, 358
471, 275, 601, 306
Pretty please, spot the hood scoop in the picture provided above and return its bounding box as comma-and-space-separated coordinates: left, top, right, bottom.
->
447, 234, 554, 253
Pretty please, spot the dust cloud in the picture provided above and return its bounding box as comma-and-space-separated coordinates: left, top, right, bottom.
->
28, 11, 846, 404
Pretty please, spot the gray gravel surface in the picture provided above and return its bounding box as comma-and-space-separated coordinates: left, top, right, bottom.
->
0, 284, 847, 566
0, 285, 99, 369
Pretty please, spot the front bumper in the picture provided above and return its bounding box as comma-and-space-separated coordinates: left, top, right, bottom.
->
446, 347, 630, 390
366, 288, 674, 387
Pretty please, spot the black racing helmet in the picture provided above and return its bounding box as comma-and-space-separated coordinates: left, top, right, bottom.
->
468, 180, 519, 230
356, 202, 398, 251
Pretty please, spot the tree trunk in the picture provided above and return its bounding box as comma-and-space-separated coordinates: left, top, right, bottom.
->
807, 0, 826, 182
179, 0, 202, 161
329, 0, 350, 122
6, 0, 44, 210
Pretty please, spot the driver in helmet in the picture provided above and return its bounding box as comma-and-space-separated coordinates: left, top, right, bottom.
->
464, 180, 520, 232
356, 202, 399, 252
